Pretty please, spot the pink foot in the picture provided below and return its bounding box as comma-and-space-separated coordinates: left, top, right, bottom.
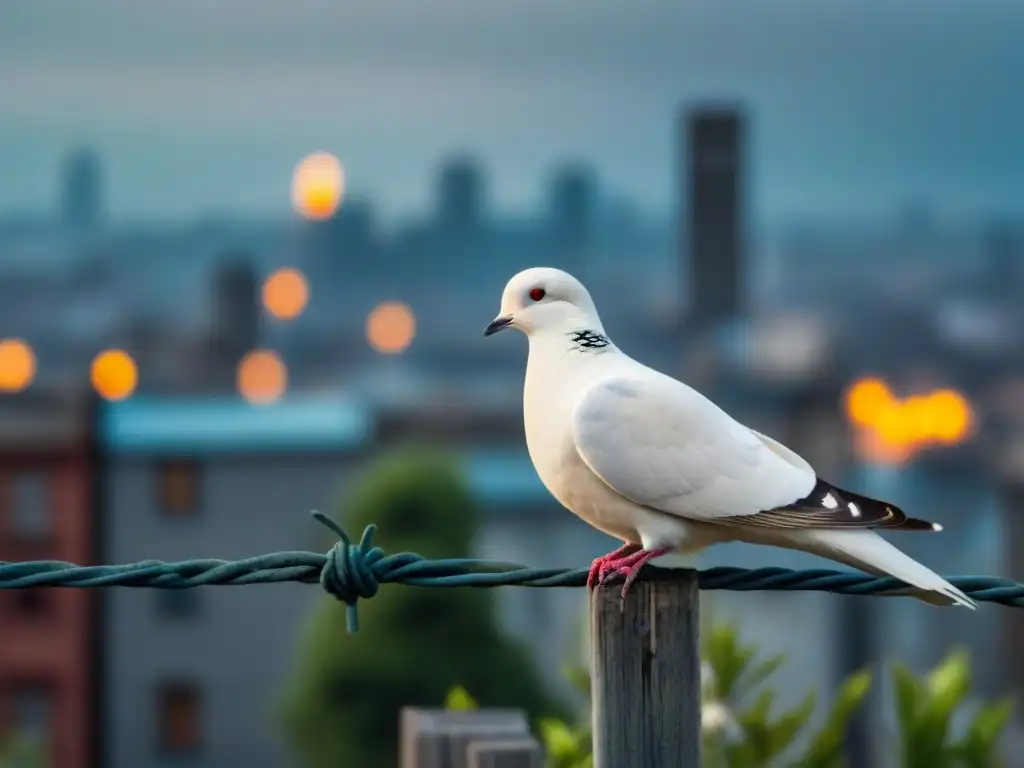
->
586, 543, 641, 590
597, 546, 673, 605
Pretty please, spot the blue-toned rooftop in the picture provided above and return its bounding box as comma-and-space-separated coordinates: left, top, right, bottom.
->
460, 449, 551, 506
100, 396, 373, 454
99, 396, 554, 505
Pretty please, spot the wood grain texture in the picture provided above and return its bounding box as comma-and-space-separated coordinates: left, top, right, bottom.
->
590, 570, 701, 768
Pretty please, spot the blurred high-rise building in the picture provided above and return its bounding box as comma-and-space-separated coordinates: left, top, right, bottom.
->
547, 162, 596, 275
205, 256, 261, 390
310, 198, 378, 286
61, 148, 103, 234
682, 105, 745, 331
435, 156, 485, 238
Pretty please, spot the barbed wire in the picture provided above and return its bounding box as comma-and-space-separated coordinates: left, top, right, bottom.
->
1, 511, 1020, 632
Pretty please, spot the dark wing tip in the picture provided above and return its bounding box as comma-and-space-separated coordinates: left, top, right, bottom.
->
885, 516, 943, 532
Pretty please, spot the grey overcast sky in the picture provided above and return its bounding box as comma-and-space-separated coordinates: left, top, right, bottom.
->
1, 0, 1022, 225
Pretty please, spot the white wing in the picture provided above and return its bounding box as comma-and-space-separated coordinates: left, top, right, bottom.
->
571, 373, 816, 521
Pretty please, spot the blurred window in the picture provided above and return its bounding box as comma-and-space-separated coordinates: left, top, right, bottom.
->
155, 459, 201, 516
157, 681, 202, 755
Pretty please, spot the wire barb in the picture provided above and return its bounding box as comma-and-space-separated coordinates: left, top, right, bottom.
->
0, 512, 1021, 634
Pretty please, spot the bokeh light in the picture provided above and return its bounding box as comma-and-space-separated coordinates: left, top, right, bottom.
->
844, 377, 892, 427
291, 152, 344, 220
237, 350, 287, 405
262, 268, 309, 321
0, 339, 36, 393
843, 376, 974, 464
91, 349, 138, 401
928, 389, 973, 444
366, 302, 416, 354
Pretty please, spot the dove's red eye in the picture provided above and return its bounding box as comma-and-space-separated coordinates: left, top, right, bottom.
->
529, 288, 546, 301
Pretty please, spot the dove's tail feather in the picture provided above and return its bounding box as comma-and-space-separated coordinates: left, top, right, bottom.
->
796, 529, 976, 609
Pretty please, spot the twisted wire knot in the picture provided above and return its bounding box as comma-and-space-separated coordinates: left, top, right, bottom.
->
313, 512, 389, 632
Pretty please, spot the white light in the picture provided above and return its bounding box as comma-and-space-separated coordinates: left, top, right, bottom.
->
848, 502, 861, 517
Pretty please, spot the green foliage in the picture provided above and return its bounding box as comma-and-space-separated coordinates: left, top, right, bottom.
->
447, 619, 1014, 768
0, 734, 45, 768
280, 445, 565, 768
892, 649, 1013, 768
447, 620, 870, 768
701, 621, 871, 768
444, 686, 479, 711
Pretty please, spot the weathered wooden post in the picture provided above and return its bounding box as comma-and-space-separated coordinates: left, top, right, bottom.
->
590, 570, 701, 768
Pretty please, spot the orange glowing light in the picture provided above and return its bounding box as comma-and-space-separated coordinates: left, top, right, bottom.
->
366, 301, 416, 354
237, 350, 287, 405
843, 376, 974, 463
90, 349, 138, 401
844, 377, 893, 427
0, 339, 36, 392
291, 152, 344, 220
262, 268, 309, 321
927, 389, 972, 444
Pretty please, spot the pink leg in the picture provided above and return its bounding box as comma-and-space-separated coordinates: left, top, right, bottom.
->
597, 546, 674, 604
586, 543, 641, 590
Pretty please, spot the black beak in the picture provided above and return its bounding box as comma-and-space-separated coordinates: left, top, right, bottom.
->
483, 315, 513, 336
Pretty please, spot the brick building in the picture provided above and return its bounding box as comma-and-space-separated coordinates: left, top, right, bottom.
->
0, 392, 96, 768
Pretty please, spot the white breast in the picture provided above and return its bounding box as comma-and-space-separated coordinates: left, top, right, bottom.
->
522, 341, 657, 542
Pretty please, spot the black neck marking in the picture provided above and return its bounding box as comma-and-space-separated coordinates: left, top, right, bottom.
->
569, 329, 611, 351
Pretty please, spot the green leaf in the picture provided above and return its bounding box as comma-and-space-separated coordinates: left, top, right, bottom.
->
769, 690, 817, 757
739, 654, 786, 695
443, 685, 479, 711
703, 623, 756, 700
969, 698, 1014, 748
916, 650, 972, 754
891, 661, 920, 736
797, 669, 872, 768
953, 697, 1014, 767
538, 718, 583, 762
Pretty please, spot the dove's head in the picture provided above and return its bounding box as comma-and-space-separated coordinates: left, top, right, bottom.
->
484, 267, 602, 338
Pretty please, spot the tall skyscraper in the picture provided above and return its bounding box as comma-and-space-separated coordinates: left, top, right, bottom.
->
548, 162, 596, 274
435, 155, 485, 238
682, 105, 745, 331
206, 256, 260, 389
61, 148, 103, 234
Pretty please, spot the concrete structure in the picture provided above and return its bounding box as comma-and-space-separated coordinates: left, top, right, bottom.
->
96, 396, 373, 767
0, 392, 96, 768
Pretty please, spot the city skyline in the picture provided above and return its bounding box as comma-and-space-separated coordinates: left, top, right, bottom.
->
2, 1, 1023, 225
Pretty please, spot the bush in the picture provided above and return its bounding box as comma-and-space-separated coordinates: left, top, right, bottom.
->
280, 445, 566, 768
449, 620, 1014, 767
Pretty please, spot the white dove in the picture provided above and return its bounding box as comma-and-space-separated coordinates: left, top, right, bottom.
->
483, 267, 975, 609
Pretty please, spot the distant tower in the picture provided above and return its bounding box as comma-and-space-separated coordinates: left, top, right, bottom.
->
984, 224, 1021, 297
548, 162, 596, 274
61, 148, 103, 233
309, 197, 378, 286
682, 105, 745, 331
208, 256, 260, 388
435, 155, 485, 238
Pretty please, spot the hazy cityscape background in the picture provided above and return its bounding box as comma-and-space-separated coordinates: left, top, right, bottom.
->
1, 1, 1024, 767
